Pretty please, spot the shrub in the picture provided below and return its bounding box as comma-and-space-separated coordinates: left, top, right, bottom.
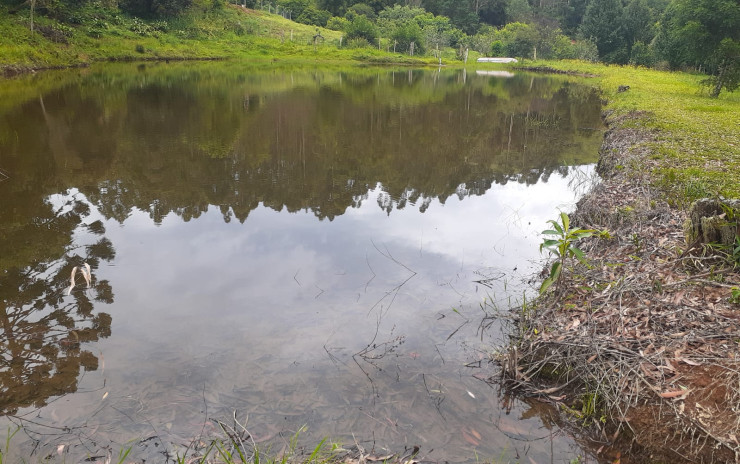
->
326, 16, 348, 31
629, 41, 655, 67
346, 37, 371, 48
296, 6, 331, 27
391, 21, 424, 54
344, 15, 377, 44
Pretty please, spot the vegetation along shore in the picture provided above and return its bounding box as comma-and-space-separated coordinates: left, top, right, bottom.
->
1, 0, 739, 461
498, 61, 740, 463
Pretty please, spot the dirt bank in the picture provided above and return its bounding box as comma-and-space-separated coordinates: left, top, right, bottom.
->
500, 110, 740, 463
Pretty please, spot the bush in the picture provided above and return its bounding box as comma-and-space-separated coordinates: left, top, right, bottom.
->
277, 0, 309, 18
345, 3, 375, 21
629, 41, 655, 67
344, 15, 377, 44
572, 38, 599, 61
296, 6, 331, 27
326, 16, 348, 31
346, 37, 371, 48
391, 21, 424, 54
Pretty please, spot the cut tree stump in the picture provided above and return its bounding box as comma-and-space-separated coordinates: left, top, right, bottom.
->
685, 198, 740, 246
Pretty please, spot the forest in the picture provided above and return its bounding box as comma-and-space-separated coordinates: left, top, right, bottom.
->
2, 0, 738, 95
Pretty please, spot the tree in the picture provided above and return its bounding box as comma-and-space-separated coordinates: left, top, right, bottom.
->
0, 195, 115, 415
392, 20, 425, 53
505, 0, 532, 23
496, 21, 537, 58
703, 38, 740, 97
277, 0, 311, 18
344, 14, 378, 43
345, 2, 377, 20
579, 0, 627, 62
317, 0, 346, 16
623, 0, 655, 49
296, 5, 332, 26
655, 0, 740, 71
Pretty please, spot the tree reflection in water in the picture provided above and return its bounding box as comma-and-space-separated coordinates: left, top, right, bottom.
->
0, 193, 114, 417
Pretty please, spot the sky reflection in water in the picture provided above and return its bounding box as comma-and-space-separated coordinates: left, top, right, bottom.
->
0, 64, 603, 462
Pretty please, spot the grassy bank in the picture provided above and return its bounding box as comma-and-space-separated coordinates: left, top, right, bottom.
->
520, 60, 740, 202
499, 61, 740, 463
0, 4, 445, 74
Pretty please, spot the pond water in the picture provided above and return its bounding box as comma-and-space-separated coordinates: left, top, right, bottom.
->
0, 63, 604, 462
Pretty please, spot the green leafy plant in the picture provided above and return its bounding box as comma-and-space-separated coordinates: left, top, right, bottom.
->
539, 212, 600, 294
730, 287, 740, 305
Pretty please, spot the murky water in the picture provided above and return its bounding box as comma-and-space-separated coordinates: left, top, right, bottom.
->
0, 63, 604, 462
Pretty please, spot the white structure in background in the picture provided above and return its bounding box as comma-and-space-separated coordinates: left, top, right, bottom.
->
476, 57, 518, 63
475, 70, 516, 78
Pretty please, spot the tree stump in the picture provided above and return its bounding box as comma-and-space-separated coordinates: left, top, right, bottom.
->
685, 198, 740, 246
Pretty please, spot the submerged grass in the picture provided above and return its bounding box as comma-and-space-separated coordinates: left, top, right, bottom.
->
517, 60, 740, 203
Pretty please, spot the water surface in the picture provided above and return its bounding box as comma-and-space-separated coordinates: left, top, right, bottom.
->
0, 63, 604, 462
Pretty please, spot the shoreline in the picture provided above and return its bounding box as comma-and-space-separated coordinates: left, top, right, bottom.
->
500, 105, 740, 462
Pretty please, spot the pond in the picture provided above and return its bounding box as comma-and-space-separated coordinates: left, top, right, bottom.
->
0, 63, 604, 462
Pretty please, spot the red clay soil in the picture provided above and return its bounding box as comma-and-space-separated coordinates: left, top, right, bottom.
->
500, 111, 740, 464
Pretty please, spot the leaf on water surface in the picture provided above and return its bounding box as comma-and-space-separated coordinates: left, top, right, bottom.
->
83, 262, 92, 287
68, 266, 77, 295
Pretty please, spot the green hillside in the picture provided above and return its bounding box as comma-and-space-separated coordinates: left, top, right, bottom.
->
0, 4, 440, 73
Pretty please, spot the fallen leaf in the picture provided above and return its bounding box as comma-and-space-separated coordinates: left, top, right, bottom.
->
67, 266, 77, 295
659, 390, 689, 399
57, 444, 65, 455
467, 390, 475, 399
679, 358, 701, 366
367, 455, 394, 461
83, 262, 92, 287
102, 391, 109, 400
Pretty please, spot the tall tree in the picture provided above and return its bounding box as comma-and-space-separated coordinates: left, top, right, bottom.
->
579, 0, 627, 62
655, 0, 740, 72
317, 0, 347, 15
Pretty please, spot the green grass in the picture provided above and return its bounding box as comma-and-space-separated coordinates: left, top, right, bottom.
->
512, 60, 740, 203
0, 4, 440, 72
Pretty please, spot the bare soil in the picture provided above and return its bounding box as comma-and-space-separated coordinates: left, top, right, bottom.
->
499, 111, 740, 463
